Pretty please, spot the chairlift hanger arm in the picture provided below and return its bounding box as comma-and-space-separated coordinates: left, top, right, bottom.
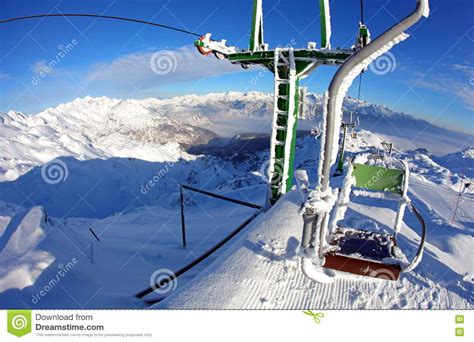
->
195, 35, 354, 71
194, 0, 362, 69
320, 0, 429, 192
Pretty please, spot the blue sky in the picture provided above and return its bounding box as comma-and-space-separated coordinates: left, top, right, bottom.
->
0, 0, 473, 134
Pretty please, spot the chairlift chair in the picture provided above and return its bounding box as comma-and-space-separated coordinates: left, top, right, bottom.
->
321, 158, 427, 280
300, 0, 429, 284
351, 114, 360, 139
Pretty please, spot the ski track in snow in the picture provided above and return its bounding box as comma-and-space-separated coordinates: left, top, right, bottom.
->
158, 189, 472, 309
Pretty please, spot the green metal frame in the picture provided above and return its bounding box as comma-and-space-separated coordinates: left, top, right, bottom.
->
335, 124, 348, 175
352, 163, 404, 194
269, 75, 300, 202
250, 0, 264, 51
227, 49, 351, 66
193, 0, 355, 206
319, 0, 330, 48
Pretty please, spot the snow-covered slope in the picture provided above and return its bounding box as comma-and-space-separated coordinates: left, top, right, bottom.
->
0, 207, 55, 293
155, 135, 474, 309
0, 186, 264, 308
433, 147, 474, 179
0, 155, 265, 218
155, 190, 472, 309
0, 92, 472, 309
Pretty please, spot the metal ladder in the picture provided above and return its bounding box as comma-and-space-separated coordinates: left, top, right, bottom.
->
266, 48, 299, 207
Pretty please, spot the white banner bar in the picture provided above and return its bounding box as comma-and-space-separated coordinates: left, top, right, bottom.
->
0, 310, 470, 341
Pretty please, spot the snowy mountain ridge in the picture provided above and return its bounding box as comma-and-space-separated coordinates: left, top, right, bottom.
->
0, 92, 471, 184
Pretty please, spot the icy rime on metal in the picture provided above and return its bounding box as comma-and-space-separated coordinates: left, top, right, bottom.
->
194, 0, 352, 207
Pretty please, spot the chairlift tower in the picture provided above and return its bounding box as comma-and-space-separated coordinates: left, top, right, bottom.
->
333, 120, 357, 176
334, 110, 360, 176
195, 0, 368, 207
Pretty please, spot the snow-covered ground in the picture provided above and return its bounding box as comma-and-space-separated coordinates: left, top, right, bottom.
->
0, 187, 264, 308
156, 188, 472, 309
156, 133, 474, 309
0, 92, 472, 309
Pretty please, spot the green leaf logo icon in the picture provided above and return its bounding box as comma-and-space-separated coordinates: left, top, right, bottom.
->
7, 310, 32, 337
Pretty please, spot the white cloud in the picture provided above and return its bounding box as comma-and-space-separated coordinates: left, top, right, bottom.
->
31, 60, 48, 74
416, 63, 474, 110
30, 60, 65, 77
0, 72, 10, 80
84, 45, 246, 86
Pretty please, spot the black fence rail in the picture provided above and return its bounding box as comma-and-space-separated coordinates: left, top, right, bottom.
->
135, 184, 263, 301
179, 184, 262, 247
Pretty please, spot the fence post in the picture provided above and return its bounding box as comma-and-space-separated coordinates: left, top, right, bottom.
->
180, 185, 187, 247
89, 228, 100, 264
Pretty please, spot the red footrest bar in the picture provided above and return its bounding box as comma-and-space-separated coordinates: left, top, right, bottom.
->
323, 253, 401, 280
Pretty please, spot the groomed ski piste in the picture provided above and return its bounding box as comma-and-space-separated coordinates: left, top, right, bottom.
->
154, 138, 473, 309
156, 186, 473, 309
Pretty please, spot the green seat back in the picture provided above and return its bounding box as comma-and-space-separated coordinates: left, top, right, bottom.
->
352, 163, 404, 194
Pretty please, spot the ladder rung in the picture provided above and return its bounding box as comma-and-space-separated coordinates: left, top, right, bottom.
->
275, 110, 288, 115
278, 95, 288, 99
275, 79, 289, 83
274, 141, 285, 146
275, 125, 287, 130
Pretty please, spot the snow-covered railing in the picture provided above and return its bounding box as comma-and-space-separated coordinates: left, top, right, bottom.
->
404, 202, 427, 272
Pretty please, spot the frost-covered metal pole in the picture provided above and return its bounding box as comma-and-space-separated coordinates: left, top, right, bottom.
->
319, 0, 331, 49
321, 0, 429, 192
301, 0, 430, 281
